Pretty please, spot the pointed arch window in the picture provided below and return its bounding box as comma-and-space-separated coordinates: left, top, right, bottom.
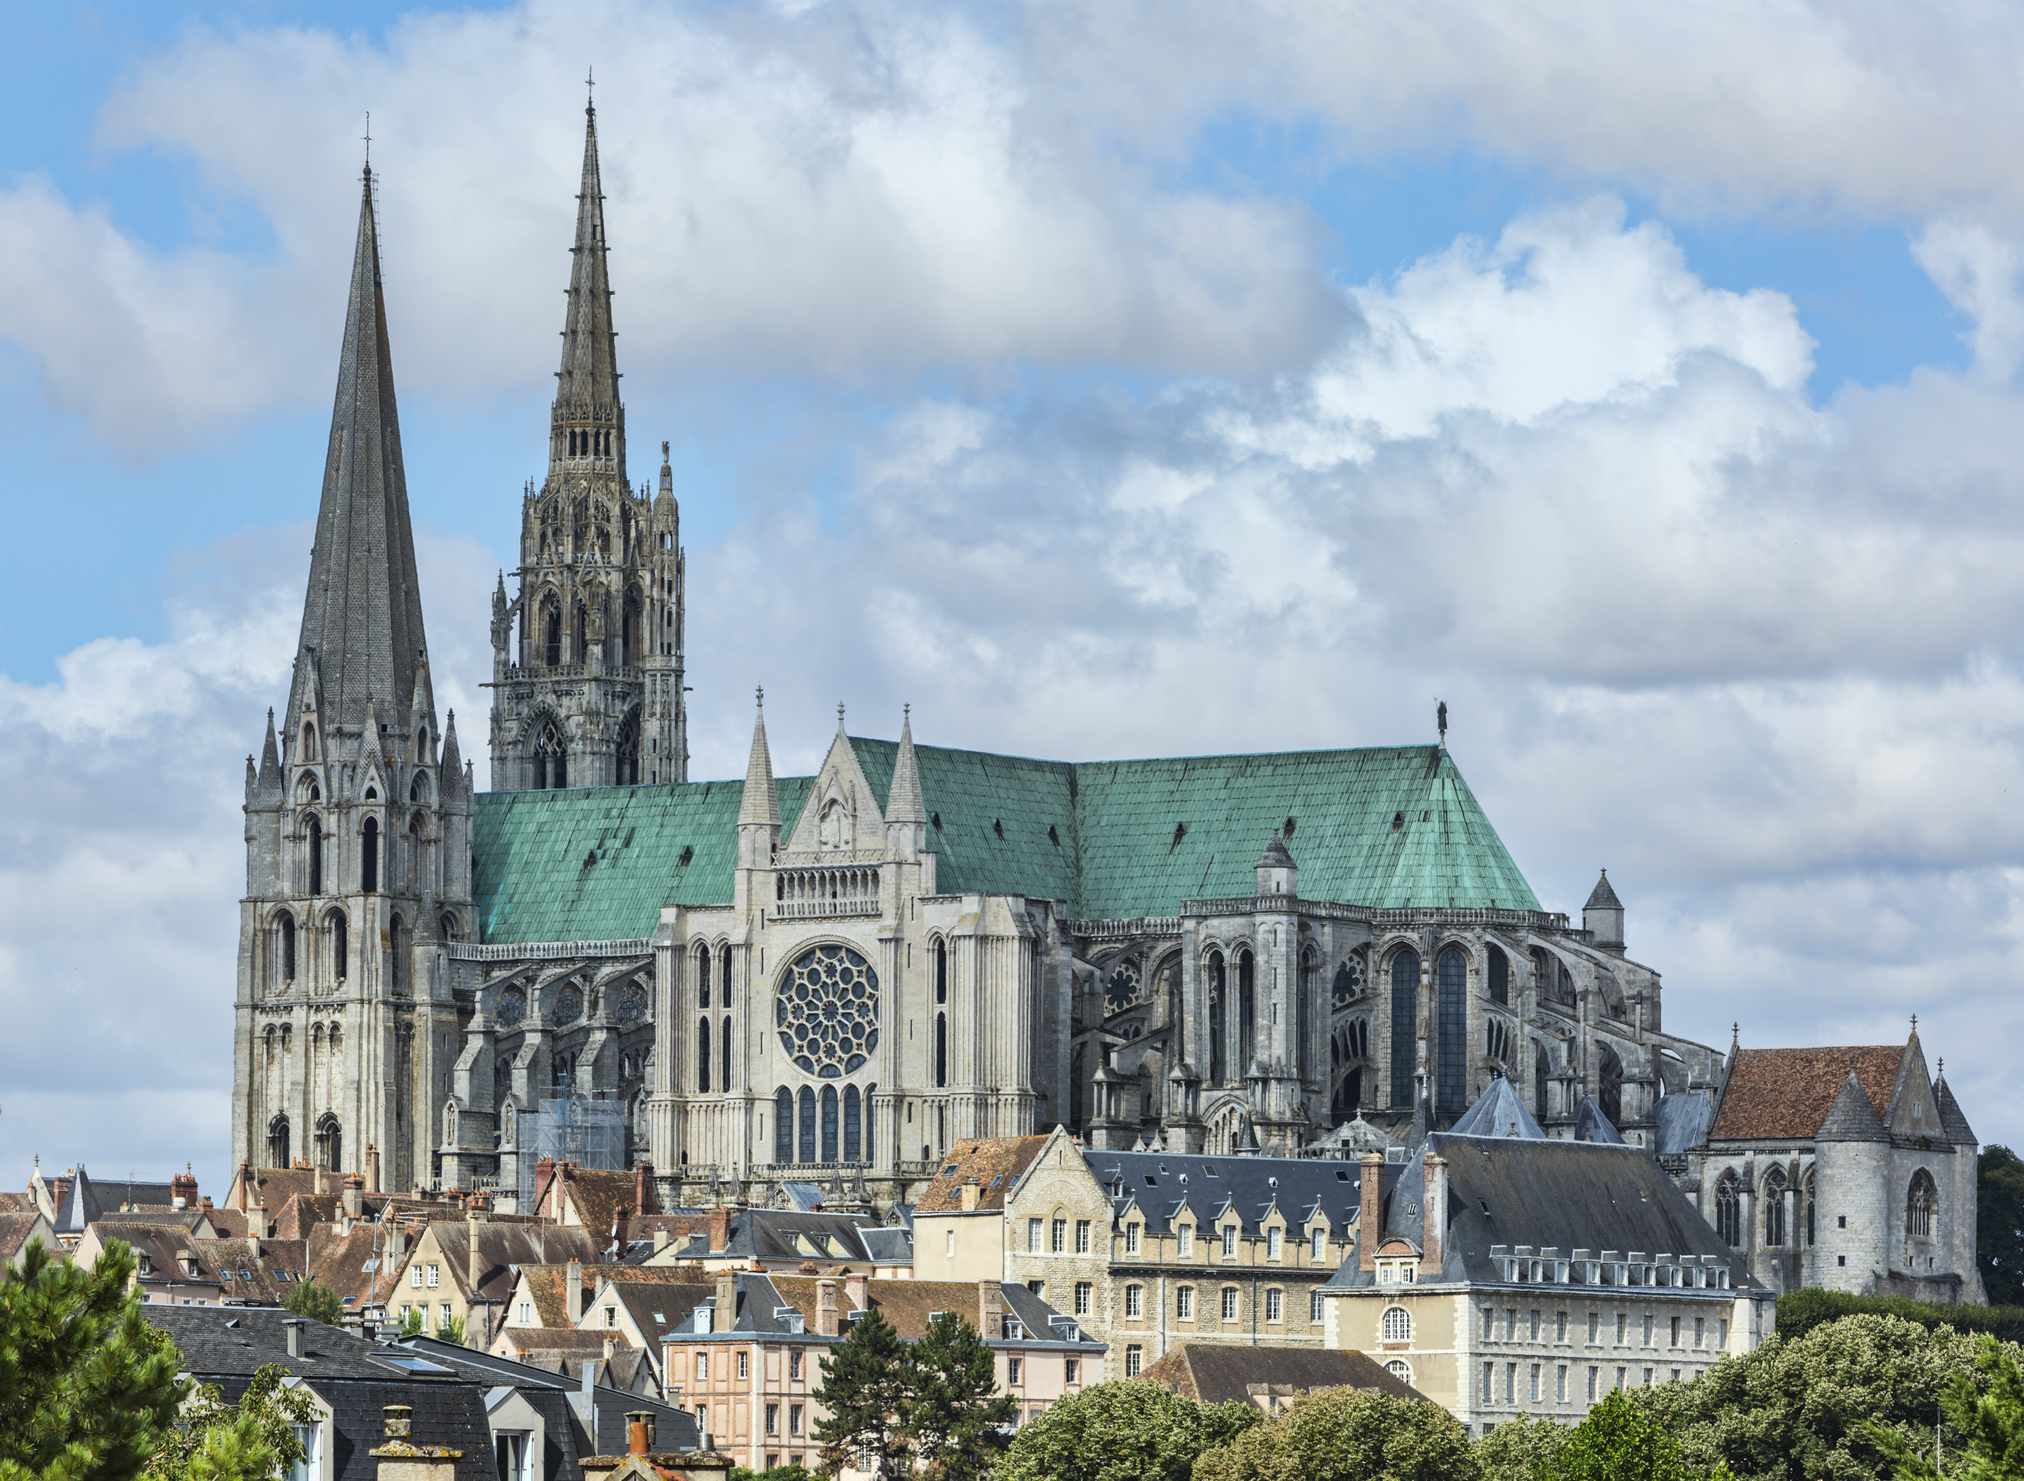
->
1389, 949, 1420, 1108
1598, 1043, 1623, 1127
330, 910, 348, 980
1715, 1172, 1740, 1247
1207, 951, 1227, 1084
301, 723, 317, 760
278, 913, 296, 983
543, 603, 562, 667
1436, 946, 1467, 1113
1489, 946, 1509, 1006
616, 708, 641, 786
866, 1084, 878, 1162
844, 1085, 862, 1162
306, 815, 323, 895
533, 720, 568, 790
268, 1114, 291, 1171
698, 947, 711, 1010
798, 1087, 817, 1164
775, 1088, 794, 1164
361, 817, 379, 892
1237, 949, 1255, 1073
388, 915, 403, 994
1763, 1166, 1788, 1248
1908, 1169, 1937, 1237
935, 1013, 949, 1088
1297, 949, 1317, 1078
934, 941, 948, 1004
721, 1015, 733, 1093
696, 1018, 712, 1094
821, 1086, 840, 1163
314, 1113, 342, 1174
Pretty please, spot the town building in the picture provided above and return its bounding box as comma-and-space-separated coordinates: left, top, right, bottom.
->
655, 1271, 1102, 1469
649, 1204, 911, 1275
1134, 1342, 1425, 1411
911, 1135, 1052, 1282
1317, 1097, 1776, 1434
385, 1219, 603, 1346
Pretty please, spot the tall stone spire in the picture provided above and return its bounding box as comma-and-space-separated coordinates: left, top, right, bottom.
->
739, 690, 779, 827
288, 165, 429, 744
550, 97, 623, 478
887, 705, 925, 825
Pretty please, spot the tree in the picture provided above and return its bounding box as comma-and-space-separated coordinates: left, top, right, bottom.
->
904, 1312, 1016, 1481
434, 1313, 466, 1347
281, 1278, 344, 1328
146, 1362, 318, 1481
1475, 1412, 1567, 1481
0, 1237, 186, 1481
996, 1381, 1258, 1481
811, 1308, 914, 1481
1630, 1313, 1986, 1480
1981, 1148, 2024, 1309
399, 1307, 426, 1336
1870, 1336, 2024, 1480
1192, 1387, 1477, 1481
1536, 1389, 1731, 1481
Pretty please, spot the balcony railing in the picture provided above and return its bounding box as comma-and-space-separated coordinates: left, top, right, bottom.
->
773, 866, 881, 920
449, 939, 653, 963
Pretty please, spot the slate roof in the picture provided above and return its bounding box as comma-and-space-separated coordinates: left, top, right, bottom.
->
667, 1210, 902, 1266
608, 1280, 714, 1344
912, 1137, 1051, 1214
1709, 1046, 1903, 1141
474, 742, 1539, 942
1584, 871, 1623, 910
723, 1276, 1097, 1347
1653, 1092, 1715, 1157
1327, 1133, 1765, 1292
1448, 1076, 1546, 1139
1083, 1149, 1365, 1236
1935, 1077, 1979, 1146
1817, 1073, 1889, 1142
428, 1224, 605, 1304
1572, 1097, 1625, 1145
1135, 1343, 1425, 1405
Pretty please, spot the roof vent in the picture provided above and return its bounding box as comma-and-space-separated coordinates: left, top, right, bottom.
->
678, 845, 693, 867
994, 819, 1005, 838
1048, 825, 1059, 846
931, 812, 942, 830
1392, 812, 1404, 830
1283, 816, 1296, 837
1172, 822, 1187, 848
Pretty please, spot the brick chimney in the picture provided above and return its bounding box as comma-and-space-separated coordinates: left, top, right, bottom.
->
815, 1279, 840, 1337
958, 1177, 981, 1211
566, 1259, 584, 1327
343, 1175, 365, 1220
843, 1267, 868, 1313
1357, 1153, 1382, 1272
365, 1144, 381, 1194
635, 1162, 655, 1218
708, 1205, 732, 1255
978, 1280, 1005, 1337
1420, 1153, 1447, 1278
171, 1168, 198, 1210
466, 1210, 487, 1302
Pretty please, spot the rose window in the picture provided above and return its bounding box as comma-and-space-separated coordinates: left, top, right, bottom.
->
552, 983, 584, 1024
1104, 956, 1146, 1015
496, 987, 527, 1027
615, 980, 648, 1022
776, 944, 879, 1077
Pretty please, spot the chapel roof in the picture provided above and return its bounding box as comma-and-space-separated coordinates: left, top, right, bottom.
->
1708, 1045, 1903, 1141
473, 740, 1539, 941
1134, 1342, 1424, 1405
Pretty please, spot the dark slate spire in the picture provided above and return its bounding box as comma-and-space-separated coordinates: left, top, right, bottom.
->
552, 98, 623, 475
1817, 1068, 1889, 1142
288, 166, 429, 745
1585, 870, 1623, 910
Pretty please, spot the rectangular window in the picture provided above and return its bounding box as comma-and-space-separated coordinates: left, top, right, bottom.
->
1008, 1358, 1023, 1385
1483, 1306, 1495, 1343
1694, 1317, 1705, 1349
697, 1353, 709, 1380
1530, 1364, 1540, 1403
1222, 1287, 1239, 1322
1265, 1289, 1283, 1322
1642, 1314, 1654, 1347
1125, 1345, 1143, 1377
1051, 1219, 1066, 1253
1505, 1309, 1517, 1341
1643, 1367, 1654, 1387
1076, 1220, 1092, 1254
1587, 1311, 1599, 1344
1615, 1366, 1626, 1391
289, 1424, 320, 1481
1311, 1290, 1326, 1323
1075, 1282, 1093, 1316
1267, 1228, 1282, 1261
1483, 1362, 1494, 1403
1587, 1367, 1598, 1402
426, 1264, 439, 1288
1670, 1316, 1681, 1348
739, 1351, 749, 1379
1065, 1358, 1079, 1385
790, 1351, 803, 1380
1555, 1311, 1568, 1343
1028, 1280, 1044, 1297
1529, 1309, 1541, 1341
410, 1266, 423, 1289
1125, 1285, 1143, 1318
605, 1306, 617, 1328
1028, 1218, 1043, 1253
1312, 1228, 1326, 1261
1401, 1264, 1416, 1284
1125, 1224, 1142, 1256
790, 1404, 803, 1434
1671, 1367, 1681, 1383
1718, 1320, 1729, 1348
1504, 1364, 1515, 1404
1556, 1365, 1567, 1403
1177, 1286, 1195, 1320
1222, 1226, 1237, 1259
1178, 1226, 1193, 1259
439, 1304, 451, 1328
766, 1404, 778, 1435
1615, 1312, 1627, 1345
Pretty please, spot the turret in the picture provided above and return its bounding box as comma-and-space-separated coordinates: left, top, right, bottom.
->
1254, 833, 1297, 897
1584, 870, 1625, 953
885, 706, 927, 860
736, 691, 780, 871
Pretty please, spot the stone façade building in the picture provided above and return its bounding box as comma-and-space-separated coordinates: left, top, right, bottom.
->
229, 105, 1983, 1316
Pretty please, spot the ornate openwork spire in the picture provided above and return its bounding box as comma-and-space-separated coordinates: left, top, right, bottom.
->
288, 165, 430, 744
552, 97, 621, 470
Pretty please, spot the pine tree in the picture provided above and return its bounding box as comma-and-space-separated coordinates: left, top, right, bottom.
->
810, 1308, 913, 1481
905, 1312, 1016, 1481
147, 1363, 318, 1481
281, 1277, 345, 1328
0, 1237, 186, 1481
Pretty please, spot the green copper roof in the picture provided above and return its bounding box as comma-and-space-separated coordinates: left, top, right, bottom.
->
472, 741, 1537, 944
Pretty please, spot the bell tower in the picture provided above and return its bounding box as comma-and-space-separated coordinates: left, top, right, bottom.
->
488, 97, 687, 790
233, 163, 474, 1193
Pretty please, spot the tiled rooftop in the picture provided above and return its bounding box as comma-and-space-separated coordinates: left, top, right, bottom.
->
1709, 1045, 1904, 1141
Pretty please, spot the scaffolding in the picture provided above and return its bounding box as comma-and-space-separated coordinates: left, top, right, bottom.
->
516, 1094, 628, 1211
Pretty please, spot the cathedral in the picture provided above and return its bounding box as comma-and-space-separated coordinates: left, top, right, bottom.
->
230, 101, 1983, 1305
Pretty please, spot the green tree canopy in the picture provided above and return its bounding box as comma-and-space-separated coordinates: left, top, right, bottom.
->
996, 1380, 1258, 1481
1192, 1387, 1477, 1481
810, 1308, 914, 1481
280, 1278, 344, 1328
1475, 1413, 1567, 1481
904, 1311, 1016, 1481
1981, 1148, 2024, 1310
1537, 1389, 1731, 1481
1870, 1336, 2024, 1480
0, 1238, 185, 1481
146, 1362, 317, 1481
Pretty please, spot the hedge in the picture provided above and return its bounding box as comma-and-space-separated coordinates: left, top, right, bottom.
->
1776, 1287, 2024, 1344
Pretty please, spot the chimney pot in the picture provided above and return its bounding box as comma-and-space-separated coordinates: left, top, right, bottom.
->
625, 1413, 656, 1456
1357, 1153, 1382, 1273
284, 1318, 306, 1359
565, 1259, 584, 1324
708, 1205, 732, 1255
1421, 1153, 1448, 1277
382, 1404, 412, 1439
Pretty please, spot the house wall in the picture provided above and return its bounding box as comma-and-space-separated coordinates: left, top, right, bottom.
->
913, 1211, 1004, 1282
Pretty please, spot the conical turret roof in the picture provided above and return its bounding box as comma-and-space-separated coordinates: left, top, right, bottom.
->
287, 167, 430, 744
1256, 834, 1295, 869
1817, 1068, 1889, 1142
1585, 870, 1622, 910
887, 708, 925, 824
739, 693, 780, 827
1449, 1074, 1547, 1139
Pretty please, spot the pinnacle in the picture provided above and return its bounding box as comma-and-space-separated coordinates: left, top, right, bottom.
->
552, 101, 621, 470
739, 694, 779, 827
887, 706, 926, 824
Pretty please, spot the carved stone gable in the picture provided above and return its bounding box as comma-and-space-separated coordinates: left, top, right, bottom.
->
785, 728, 886, 856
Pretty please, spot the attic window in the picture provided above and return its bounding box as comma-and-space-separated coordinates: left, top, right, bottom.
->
994, 819, 1005, 838
1048, 825, 1059, 846
931, 812, 942, 830
1202, 1163, 1218, 1176
1172, 822, 1187, 847
678, 845, 693, 867
1392, 812, 1404, 830
1283, 816, 1296, 837
1144, 1175, 1157, 1187
1335, 1170, 1350, 1181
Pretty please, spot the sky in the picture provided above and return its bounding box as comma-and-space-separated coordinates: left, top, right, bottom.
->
2, 0, 2022, 1197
